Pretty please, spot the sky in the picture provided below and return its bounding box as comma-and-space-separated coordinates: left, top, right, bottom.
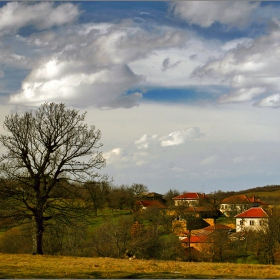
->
1, 1, 280, 195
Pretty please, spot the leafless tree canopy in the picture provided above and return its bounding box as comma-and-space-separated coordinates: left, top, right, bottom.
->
0, 102, 106, 254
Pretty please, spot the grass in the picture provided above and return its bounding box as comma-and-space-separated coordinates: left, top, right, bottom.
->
1, 253, 280, 278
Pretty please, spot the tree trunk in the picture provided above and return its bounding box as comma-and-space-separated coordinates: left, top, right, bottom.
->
33, 211, 44, 255
187, 230, 192, 262
36, 224, 44, 255
31, 217, 37, 254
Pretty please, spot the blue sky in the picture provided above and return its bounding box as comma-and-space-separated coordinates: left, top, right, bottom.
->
1, 1, 280, 194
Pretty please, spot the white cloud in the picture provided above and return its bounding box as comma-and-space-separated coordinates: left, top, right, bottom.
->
103, 148, 125, 165
103, 126, 204, 168
191, 28, 280, 107
0, 2, 80, 35
219, 87, 266, 103
160, 127, 204, 147
8, 21, 188, 108
10, 61, 143, 108
130, 37, 222, 87
255, 93, 280, 108
134, 134, 158, 149
170, 1, 259, 28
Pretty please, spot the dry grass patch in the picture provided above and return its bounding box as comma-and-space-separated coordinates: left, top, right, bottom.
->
0, 253, 280, 278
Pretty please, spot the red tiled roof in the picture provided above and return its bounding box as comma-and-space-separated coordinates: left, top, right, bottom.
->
136, 200, 166, 208
181, 235, 209, 243
173, 192, 208, 200
234, 207, 269, 218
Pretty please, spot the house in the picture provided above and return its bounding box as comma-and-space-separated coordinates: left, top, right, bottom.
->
180, 235, 212, 261
180, 223, 232, 261
172, 192, 209, 207
199, 224, 233, 236
134, 200, 166, 211
220, 195, 266, 217
234, 207, 269, 232
182, 206, 221, 219
139, 192, 164, 202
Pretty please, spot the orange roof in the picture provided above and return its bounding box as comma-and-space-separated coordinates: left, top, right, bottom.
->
235, 207, 268, 218
181, 235, 209, 243
202, 224, 232, 231
173, 192, 208, 200
136, 200, 166, 208
221, 195, 264, 204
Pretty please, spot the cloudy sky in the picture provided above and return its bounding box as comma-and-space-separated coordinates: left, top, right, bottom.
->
1, 1, 280, 194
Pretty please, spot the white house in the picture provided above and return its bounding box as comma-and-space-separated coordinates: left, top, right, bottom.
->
235, 207, 269, 232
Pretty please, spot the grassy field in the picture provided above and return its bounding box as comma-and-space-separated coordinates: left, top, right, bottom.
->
1, 253, 280, 279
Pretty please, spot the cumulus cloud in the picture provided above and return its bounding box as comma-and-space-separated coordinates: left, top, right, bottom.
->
219, 87, 266, 103
254, 94, 280, 108
8, 20, 187, 108
9, 61, 143, 108
160, 127, 204, 147
0, 2, 80, 35
170, 1, 259, 28
134, 134, 158, 149
103, 146, 149, 167
134, 127, 204, 150
103, 148, 124, 165
191, 28, 280, 107
104, 127, 204, 167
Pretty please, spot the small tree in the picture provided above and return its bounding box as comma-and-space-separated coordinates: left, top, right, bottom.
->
131, 183, 148, 196
83, 181, 111, 216
163, 189, 180, 207
0, 102, 106, 255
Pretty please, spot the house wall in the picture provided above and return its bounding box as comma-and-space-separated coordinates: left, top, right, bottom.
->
235, 217, 267, 232
220, 204, 249, 216
174, 199, 199, 207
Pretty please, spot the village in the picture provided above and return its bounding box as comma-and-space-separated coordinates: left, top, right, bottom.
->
134, 190, 278, 263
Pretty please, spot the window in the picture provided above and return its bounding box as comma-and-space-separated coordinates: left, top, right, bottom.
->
250, 220, 255, 226
240, 220, 244, 225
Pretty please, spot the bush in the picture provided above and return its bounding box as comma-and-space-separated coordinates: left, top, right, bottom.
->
0, 227, 32, 253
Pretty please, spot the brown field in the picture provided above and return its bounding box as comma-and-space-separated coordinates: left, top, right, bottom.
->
0, 253, 280, 279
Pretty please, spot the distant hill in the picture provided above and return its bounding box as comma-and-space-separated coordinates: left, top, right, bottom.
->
208, 185, 280, 205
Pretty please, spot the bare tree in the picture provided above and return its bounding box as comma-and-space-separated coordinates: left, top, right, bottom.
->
163, 189, 180, 207
83, 181, 111, 216
0, 102, 106, 255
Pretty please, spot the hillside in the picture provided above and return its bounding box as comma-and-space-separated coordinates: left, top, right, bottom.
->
0, 253, 280, 279
208, 185, 280, 204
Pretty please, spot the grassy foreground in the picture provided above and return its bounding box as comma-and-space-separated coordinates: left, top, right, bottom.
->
0, 254, 280, 278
